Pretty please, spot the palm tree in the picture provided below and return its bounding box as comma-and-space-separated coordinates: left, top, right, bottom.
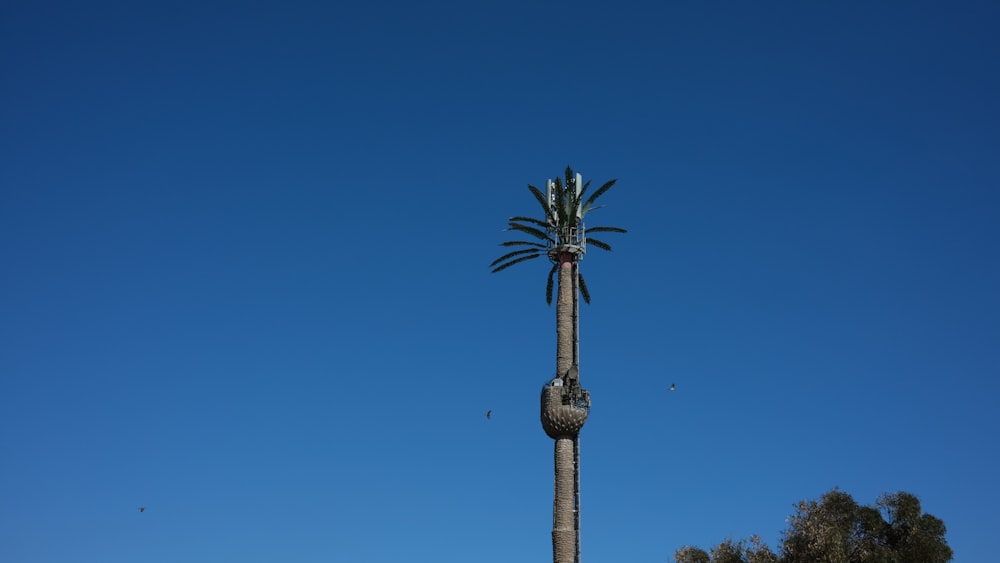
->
491, 166, 626, 563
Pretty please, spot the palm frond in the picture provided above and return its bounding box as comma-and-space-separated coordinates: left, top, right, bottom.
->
491, 253, 543, 273
490, 248, 542, 268
577, 179, 592, 203
546, 263, 558, 304
586, 237, 612, 251
583, 179, 617, 211
578, 271, 591, 304
500, 240, 547, 248
586, 226, 627, 234
527, 184, 550, 218
509, 215, 548, 228
554, 181, 577, 228
506, 223, 552, 242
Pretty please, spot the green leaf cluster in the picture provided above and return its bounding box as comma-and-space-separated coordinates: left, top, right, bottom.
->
490, 166, 627, 304
675, 489, 952, 563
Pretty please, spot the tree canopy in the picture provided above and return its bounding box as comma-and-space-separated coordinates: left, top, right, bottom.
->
675, 489, 953, 563
490, 166, 626, 304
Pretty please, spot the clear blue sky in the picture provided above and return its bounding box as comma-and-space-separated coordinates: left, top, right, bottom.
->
2, 1, 998, 562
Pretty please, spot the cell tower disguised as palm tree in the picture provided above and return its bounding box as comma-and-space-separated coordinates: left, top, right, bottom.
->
491, 166, 626, 563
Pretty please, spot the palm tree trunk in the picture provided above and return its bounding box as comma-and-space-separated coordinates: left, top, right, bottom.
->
551, 252, 582, 563
556, 254, 574, 380
553, 436, 576, 563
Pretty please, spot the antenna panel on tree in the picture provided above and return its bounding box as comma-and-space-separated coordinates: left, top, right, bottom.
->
546, 179, 556, 224
575, 173, 583, 219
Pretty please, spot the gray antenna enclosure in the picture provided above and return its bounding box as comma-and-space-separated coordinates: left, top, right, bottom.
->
546, 179, 556, 224
575, 173, 583, 220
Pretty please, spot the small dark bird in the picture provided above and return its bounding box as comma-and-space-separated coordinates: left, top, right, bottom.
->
138, 507, 145, 513
669, 383, 676, 392
485, 410, 492, 420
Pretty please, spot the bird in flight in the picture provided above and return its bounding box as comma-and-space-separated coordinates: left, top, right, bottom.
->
138, 507, 146, 513
485, 410, 492, 420
669, 383, 676, 392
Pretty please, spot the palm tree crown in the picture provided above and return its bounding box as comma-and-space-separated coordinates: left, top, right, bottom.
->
490, 166, 627, 304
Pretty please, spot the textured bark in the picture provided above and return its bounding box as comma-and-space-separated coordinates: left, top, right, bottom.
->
553, 437, 576, 563
541, 258, 589, 441
556, 255, 574, 379
551, 252, 581, 563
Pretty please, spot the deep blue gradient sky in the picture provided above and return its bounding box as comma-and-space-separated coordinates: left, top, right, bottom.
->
2, 2, 998, 562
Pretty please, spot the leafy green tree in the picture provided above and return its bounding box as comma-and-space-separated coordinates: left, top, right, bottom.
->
675, 546, 712, 563
879, 492, 953, 563
782, 490, 952, 563
676, 489, 952, 563
675, 536, 777, 563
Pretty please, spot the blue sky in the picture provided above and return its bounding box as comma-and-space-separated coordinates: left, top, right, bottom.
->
2, 1, 998, 562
